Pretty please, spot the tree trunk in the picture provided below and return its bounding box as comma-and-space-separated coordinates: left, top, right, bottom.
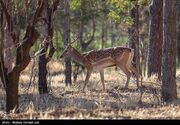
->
162, 0, 177, 103
110, 22, 116, 47
38, 0, 58, 94
79, 18, 96, 51
128, 6, 139, 67
38, 2, 49, 94
0, 6, 4, 65
3, 0, 14, 73
177, 2, 180, 65
6, 71, 20, 112
101, 4, 107, 49
38, 45, 48, 94
128, 5, 140, 86
101, 16, 105, 49
0, 0, 44, 113
63, 0, 72, 86
148, 0, 163, 79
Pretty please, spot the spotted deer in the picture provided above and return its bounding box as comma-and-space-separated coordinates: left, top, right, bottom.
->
60, 44, 139, 91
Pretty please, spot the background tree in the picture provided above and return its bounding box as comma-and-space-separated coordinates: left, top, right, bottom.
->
147, 0, 163, 79
78, 0, 96, 51
101, 0, 108, 48
162, 0, 177, 102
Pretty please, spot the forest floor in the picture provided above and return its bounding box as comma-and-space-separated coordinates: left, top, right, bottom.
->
0, 60, 180, 120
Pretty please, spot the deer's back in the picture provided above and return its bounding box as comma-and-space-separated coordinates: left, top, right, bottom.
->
83, 46, 132, 63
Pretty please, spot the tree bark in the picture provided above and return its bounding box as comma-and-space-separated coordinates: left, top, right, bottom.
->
38, 0, 58, 94
162, 0, 177, 103
128, 6, 139, 68
177, 1, 180, 64
3, 0, 14, 73
110, 22, 116, 47
38, 42, 48, 94
148, 0, 163, 79
0, 0, 45, 112
63, 0, 72, 86
101, 0, 108, 49
7, 26, 40, 112
128, 5, 140, 86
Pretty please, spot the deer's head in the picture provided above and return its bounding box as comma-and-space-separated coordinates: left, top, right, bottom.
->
60, 44, 73, 59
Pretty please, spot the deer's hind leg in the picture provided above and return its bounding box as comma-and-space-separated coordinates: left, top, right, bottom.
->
82, 70, 92, 91
115, 59, 132, 89
130, 65, 139, 88
120, 65, 132, 88
99, 70, 105, 91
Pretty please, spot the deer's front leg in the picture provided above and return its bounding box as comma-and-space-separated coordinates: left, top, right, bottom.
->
82, 70, 92, 91
99, 70, 105, 91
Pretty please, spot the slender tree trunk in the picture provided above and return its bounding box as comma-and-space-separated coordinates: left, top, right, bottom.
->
0, 6, 4, 59
0, 6, 4, 62
101, 16, 105, 49
148, 0, 163, 79
162, 0, 177, 103
38, 42, 48, 94
128, 5, 140, 86
63, 0, 72, 86
110, 22, 116, 47
38, 0, 58, 93
101, 0, 108, 49
101, 16, 107, 48
128, 6, 139, 67
38, 2, 49, 94
177, 2, 180, 65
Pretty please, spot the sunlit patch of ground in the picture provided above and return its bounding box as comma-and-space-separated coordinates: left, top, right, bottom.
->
0, 60, 180, 119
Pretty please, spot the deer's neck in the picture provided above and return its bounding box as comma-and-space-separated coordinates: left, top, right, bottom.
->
70, 48, 85, 66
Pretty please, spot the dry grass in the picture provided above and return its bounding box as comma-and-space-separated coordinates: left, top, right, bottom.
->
0, 60, 180, 119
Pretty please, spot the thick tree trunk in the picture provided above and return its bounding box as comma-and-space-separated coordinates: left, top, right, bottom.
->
0, 0, 44, 112
63, 0, 72, 86
162, 0, 177, 102
6, 26, 40, 112
6, 71, 20, 112
148, 0, 163, 79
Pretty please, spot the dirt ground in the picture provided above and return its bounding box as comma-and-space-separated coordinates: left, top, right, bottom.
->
0, 60, 180, 119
